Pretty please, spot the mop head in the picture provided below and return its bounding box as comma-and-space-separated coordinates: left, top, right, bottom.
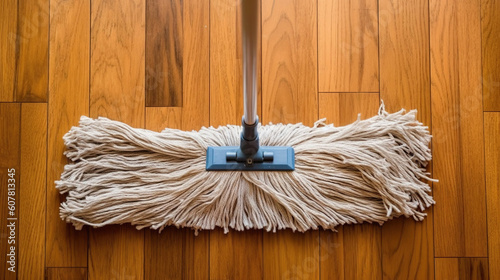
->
57, 105, 436, 233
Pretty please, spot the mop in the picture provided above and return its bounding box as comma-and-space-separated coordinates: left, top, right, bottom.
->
57, 1, 436, 233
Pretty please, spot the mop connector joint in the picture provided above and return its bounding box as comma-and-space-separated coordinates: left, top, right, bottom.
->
206, 116, 295, 171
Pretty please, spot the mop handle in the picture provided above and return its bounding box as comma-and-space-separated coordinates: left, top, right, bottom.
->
241, 0, 259, 125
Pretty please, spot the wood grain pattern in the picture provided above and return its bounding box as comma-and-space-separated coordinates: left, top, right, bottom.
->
436, 258, 459, 280
209, 0, 263, 278
430, 0, 488, 257
0, 104, 20, 183
145, 227, 209, 280
211, 229, 263, 280
46, 0, 89, 267
435, 258, 488, 280
263, 230, 319, 280
19, 103, 46, 279
382, 218, 434, 280
485, 112, 500, 280
318, 92, 380, 125
146, 107, 182, 130
145, 107, 209, 280
0, 103, 20, 280
90, 0, 145, 126
145, 0, 211, 129
14, 0, 49, 102
262, 0, 318, 126
89, 227, 144, 280
261, 1, 319, 278
319, 92, 381, 280
46, 268, 87, 280
145, 1, 210, 276
0, 0, 17, 101
481, 0, 500, 111
181, 0, 210, 131
0, 0, 49, 102
318, 92, 341, 125
319, 227, 344, 280
379, 0, 431, 119
89, 0, 145, 279
344, 224, 382, 280
210, 0, 244, 126
378, 0, 434, 278
146, 0, 183, 107
318, 0, 379, 92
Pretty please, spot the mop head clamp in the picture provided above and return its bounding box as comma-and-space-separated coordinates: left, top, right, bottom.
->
206, 116, 295, 171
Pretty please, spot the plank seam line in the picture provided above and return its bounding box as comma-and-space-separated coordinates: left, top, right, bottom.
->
376, 0, 384, 279
45, 267, 88, 269
479, 0, 491, 268
18, 103, 22, 279
87, 0, 92, 277
428, 0, 437, 274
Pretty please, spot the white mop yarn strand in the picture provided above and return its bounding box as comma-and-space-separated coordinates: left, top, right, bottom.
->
57, 104, 437, 234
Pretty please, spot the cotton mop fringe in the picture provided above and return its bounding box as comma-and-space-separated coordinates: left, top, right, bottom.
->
57, 104, 436, 234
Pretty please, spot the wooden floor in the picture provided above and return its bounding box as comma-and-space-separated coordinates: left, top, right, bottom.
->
0, 0, 499, 279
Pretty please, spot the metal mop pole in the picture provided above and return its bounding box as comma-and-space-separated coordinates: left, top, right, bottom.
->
238, 0, 261, 163
242, 0, 259, 126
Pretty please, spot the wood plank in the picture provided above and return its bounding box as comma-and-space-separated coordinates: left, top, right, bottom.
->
89, 0, 145, 279
457, 258, 488, 279
145, 226, 208, 280
145, 0, 210, 129
318, 0, 379, 92
318, 92, 340, 125
144, 1, 210, 277
435, 258, 489, 280
145, 0, 183, 107
89, 227, 144, 280
0, 103, 20, 280
318, 92, 380, 124
181, 0, 210, 131
319, 92, 381, 280
211, 229, 263, 280
261, 0, 319, 279
262, 0, 318, 126
14, 0, 49, 102
46, 268, 87, 280
0, 0, 17, 101
0, 104, 20, 170
319, 227, 344, 280
146, 107, 182, 130
378, 0, 434, 278
481, 0, 500, 111
90, 0, 145, 126
485, 112, 500, 280
379, 0, 431, 119
46, 0, 89, 266
209, 0, 263, 279
144, 107, 209, 280
382, 218, 434, 280
436, 258, 459, 280
210, 0, 244, 126
344, 224, 382, 280
430, 0, 488, 257
263, 230, 318, 280
316, 93, 343, 280
19, 103, 46, 279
